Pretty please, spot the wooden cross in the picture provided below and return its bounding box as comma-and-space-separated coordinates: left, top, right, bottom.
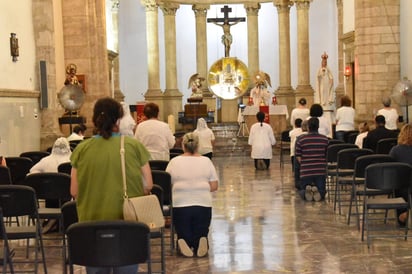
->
207, 5, 246, 57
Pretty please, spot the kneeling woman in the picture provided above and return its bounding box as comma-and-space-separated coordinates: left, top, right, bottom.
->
248, 111, 276, 170
166, 132, 218, 257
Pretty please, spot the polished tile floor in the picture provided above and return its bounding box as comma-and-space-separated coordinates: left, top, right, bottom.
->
7, 153, 412, 273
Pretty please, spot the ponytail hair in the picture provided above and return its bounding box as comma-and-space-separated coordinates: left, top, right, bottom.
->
182, 132, 199, 154
92, 97, 124, 139
256, 111, 265, 126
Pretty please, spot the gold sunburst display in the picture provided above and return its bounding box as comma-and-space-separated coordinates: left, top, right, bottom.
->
208, 57, 250, 100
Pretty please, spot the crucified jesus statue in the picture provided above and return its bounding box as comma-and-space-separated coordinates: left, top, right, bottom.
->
207, 5, 245, 57
210, 18, 243, 57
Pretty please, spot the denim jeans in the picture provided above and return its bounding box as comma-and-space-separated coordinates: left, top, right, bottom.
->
173, 206, 211, 253
299, 175, 327, 199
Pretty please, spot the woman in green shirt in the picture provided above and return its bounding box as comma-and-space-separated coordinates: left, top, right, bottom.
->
70, 97, 153, 274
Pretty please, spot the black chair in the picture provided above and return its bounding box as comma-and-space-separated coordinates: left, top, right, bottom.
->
325, 143, 358, 202
0, 185, 47, 273
347, 154, 395, 229
22, 173, 72, 232
5, 157, 33, 185
327, 139, 344, 146
58, 162, 72, 175
169, 148, 183, 159
375, 138, 398, 154
0, 208, 14, 274
346, 132, 360, 144
363, 162, 412, 247
66, 220, 151, 274
343, 130, 359, 143
61, 201, 78, 274
19, 151, 50, 166
0, 166, 12, 185
69, 140, 82, 151
333, 148, 374, 214
149, 160, 169, 171
152, 170, 173, 252
279, 130, 291, 168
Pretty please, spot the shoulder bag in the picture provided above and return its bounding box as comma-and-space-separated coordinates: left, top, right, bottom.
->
120, 135, 165, 229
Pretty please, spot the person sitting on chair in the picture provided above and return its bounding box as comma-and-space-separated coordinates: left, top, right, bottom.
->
67, 124, 86, 142
363, 115, 398, 152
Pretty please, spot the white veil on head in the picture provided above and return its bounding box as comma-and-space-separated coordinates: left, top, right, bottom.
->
119, 102, 137, 136
196, 118, 208, 131
52, 137, 71, 155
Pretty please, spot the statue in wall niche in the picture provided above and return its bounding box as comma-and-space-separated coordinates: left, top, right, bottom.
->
64, 63, 80, 86
188, 73, 205, 99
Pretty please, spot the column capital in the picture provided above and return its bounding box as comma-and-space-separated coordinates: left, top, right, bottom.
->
160, 3, 179, 16
273, 1, 294, 12
293, 0, 312, 10
141, 0, 159, 11
244, 3, 261, 16
192, 4, 209, 18
336, 0, 343, 6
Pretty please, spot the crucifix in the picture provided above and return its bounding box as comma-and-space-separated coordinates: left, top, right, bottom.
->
207, 5, 246, 57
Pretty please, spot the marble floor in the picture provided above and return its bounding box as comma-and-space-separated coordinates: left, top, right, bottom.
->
6, 153, 412, 273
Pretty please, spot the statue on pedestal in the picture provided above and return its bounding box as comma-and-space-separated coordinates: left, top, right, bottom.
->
315, 52, 335, 122
188, 73, 205, 100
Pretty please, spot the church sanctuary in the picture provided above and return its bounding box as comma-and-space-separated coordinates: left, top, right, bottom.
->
2, 0, 412, 273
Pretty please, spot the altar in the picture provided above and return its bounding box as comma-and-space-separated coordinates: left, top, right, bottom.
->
240, 105, 289, 137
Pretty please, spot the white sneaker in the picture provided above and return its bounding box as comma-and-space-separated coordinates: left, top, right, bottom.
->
178, 239, 193, 257
197, 237, 208, 257
305, 185, 314, 201
312, 186, 322, 202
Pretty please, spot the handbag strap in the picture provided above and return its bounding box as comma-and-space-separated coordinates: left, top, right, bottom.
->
120, 135, 128, 199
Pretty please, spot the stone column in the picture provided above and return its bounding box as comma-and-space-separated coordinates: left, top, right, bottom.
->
335, 0, 345, 103
294, 0, 314, 105
109, 1, 124, 102
61, 0, 110, 134
354, 0, 400, 122
274, 0, 295, 113
33, 0, 64, 149
160, 3, 183, 125
193, 4, 215, 117
245, 3, 260, 82
143, 0, 163, 99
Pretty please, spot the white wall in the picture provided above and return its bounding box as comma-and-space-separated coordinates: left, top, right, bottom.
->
0, 99, 41, 157
343, 0, 355, 34
119, 0, 338, 108
0, 1, 40, 156
0, 0, 36, 90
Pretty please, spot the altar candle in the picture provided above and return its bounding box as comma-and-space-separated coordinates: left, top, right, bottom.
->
168, 114, 175, 134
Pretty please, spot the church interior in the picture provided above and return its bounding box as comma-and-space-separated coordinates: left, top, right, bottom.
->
2, 0, 412, 273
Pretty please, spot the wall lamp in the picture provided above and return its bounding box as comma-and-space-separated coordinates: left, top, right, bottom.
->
344, 65, 352, 80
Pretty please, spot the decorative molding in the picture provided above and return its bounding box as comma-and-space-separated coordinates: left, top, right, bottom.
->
192, 4, 209, 17
341, 31, 355, 44
294, 0, 311, 10
273, 1, 294, 12
0, 89, 40, 98
244, 3, 260, 16
142, 0, 159, 11
161, 3, 179, 16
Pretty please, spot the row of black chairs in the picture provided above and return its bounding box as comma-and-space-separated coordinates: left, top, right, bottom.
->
0, 169, 167, 273
325, 140, 412, 247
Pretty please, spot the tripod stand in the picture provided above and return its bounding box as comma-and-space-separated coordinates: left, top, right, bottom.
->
237, 110, 249, 137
